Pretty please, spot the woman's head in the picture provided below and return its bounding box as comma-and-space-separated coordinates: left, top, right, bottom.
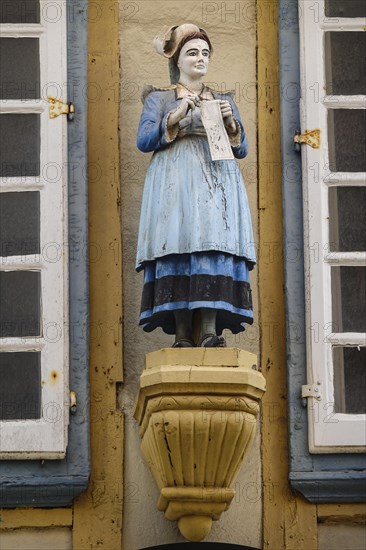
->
173, 31, 212, 63
154, 24, 212, 84
175, 36, 211, 80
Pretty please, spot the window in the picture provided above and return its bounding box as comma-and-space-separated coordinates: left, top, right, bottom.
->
298, 0, 365, 452
0, 0, 69, 458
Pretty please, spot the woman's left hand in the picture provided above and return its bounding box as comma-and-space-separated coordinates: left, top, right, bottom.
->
220, 101, 236, 133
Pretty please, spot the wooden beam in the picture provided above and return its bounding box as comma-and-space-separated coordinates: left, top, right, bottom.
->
257, 0, 317, 547
0, 509, 72, 530
72, 2, 123, 548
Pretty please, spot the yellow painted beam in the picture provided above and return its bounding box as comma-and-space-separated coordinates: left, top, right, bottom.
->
0, 509, 72, 530
257, 0, 317, 548
317, 504, 366, 524
72, 1, 123, 549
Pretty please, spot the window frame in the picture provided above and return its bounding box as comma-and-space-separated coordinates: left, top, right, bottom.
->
0, 2, 69, 458
279, 0, 366, 502
298, 0, 366, 453
0, 0, 90, 506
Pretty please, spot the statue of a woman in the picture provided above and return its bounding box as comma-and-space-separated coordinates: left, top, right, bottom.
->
136, 23, 256, 348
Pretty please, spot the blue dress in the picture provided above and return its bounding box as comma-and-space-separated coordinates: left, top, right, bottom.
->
136, 84, 256, 335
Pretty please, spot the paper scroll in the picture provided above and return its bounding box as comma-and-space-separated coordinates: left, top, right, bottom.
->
200, 99, 234, 161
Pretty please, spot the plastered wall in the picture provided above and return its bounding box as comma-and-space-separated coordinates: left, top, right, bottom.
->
318, 524, 366, 550
0, 528, 71, 550
119, 1, 261, 547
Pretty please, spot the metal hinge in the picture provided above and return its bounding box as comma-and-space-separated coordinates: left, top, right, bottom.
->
70, 391, 77, 414
301, 383, 322, 401
48, 96, 75, 121
294, 129, 320, 149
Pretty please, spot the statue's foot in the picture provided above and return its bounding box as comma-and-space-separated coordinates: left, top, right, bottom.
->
172, 338, 195, 348
198, 334, 226, 348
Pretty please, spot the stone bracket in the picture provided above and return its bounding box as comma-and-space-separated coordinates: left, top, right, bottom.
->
134, 348, 266, 542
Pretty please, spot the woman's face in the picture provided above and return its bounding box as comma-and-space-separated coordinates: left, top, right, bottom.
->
177, 39, 210, 79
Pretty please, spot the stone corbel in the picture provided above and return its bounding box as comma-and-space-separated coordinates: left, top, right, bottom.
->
134, 348, 266, 542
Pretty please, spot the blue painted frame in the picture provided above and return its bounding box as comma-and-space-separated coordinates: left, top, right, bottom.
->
279, 0, 366, 502
0, 0, 90, 508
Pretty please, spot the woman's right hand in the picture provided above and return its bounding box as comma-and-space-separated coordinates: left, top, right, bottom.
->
167, 95, 200, 127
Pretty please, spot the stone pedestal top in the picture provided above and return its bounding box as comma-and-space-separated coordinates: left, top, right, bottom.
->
145, 347, 259, 370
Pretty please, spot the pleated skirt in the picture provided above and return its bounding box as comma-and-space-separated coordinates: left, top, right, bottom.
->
139, 251, 253, 335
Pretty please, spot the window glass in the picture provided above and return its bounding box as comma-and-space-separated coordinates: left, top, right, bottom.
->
334, 346, 366, 414
329, 187, 366, 252
0, 352, 41, 420
0, 0, 40, 23
0, 114, 40, 177
325, 32, 366, 95
0, 271, 41, 337
0, 38, 40, 100
328, 109, 366, 173
0, 191, 40, 256
331, 266, 366, 333
325, 0, 366, 18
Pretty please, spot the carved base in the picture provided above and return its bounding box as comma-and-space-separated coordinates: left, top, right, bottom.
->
158, 487, 235, 541
134, 348, 265, 542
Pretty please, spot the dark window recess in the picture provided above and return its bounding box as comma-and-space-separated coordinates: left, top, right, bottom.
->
0, 271, 41, 337
334, 347, 366, 414
0, 0, 39, 23
328, 109, 366, 173
329, 187, 366, 252
0, 352, 41, 420
0, 114, 40, 177
0, 191, 40, 256
331, 266, 366, 333
325, 0, 366, 18
325, 32, 366, 95
0, 38, 40, 100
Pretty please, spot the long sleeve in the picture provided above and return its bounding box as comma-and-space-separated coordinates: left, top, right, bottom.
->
225, 95, 249, 159
136, 92, 177, 153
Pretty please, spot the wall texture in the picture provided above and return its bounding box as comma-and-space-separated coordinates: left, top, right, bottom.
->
318, 525, 366, 550
119, 1, 261, 547
0, 528, 72, 550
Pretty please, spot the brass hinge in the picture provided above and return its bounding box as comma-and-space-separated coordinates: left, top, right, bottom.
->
294, 129, 320, 149
70, 391, 77, 414
301, 383, 322, 401
48, 96, 75, 121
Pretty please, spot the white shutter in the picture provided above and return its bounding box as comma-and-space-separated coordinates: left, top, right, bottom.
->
0, 0, 69, 458
299, 0, 366, 452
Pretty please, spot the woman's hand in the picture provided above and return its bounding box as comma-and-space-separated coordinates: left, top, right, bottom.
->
167, 95, 200, 127
220, 100, 236, 133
